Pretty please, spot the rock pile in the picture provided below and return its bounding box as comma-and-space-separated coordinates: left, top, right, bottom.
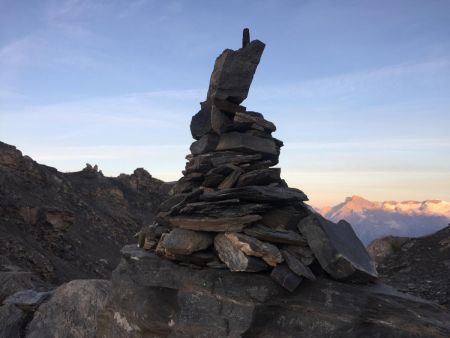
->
143, 29, 377, 291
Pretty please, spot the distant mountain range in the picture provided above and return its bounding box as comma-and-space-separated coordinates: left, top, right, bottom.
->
319, 196, 450, 245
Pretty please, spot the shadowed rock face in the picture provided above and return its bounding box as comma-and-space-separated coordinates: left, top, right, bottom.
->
96, 246, 450, 338
0, 141, 171, 284
373, 225, 450, 309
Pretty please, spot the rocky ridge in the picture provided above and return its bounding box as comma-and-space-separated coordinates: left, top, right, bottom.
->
0, 141, 171, 284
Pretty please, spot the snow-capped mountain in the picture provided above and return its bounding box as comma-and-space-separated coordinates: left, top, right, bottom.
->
319, 196, 450, 245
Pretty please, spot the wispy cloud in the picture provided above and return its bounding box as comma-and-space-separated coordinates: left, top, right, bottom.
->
252, 58, 450, 101
45, 0, 104, 21
0, 35, 44, 67
285, 138, 450, 151
26, 144, 187, 161
1, 88, 202, 124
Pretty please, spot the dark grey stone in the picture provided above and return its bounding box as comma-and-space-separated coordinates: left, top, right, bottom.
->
282, 250, 316, 281
242, 28, 250, 48
3, 289, 51, 311
190, 101, 212, 140
190, 133, 219, 155
213, 97, 246, 114
216, 132, 278, 156
236, 168, 281, 187
207, 40, 265, 104
179, 199, 269, 217
211, 105, 233, 134
270, 263, 303, 292
298, 214, 378, 281
234, 111, 276, 132
201, 185, 308, 203
244, 224, 307, 245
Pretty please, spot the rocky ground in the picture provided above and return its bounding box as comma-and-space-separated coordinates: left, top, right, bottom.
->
0, 141, 171, 286
96, 245, 450, 337
369, 225, 450, 309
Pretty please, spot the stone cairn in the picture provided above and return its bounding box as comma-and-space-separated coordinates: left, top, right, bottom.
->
140, 29, 378, 291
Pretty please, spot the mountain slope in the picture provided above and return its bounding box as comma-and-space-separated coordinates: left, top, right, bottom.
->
0, 141, 171, 284
369, 225, 450, 309
320, 195, 450, 244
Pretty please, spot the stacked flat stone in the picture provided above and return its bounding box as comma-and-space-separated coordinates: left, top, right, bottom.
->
143, 29, 378, 292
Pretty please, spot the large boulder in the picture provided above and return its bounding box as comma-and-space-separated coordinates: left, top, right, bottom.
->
26, 279, 111, 338
96, 245, 450, 338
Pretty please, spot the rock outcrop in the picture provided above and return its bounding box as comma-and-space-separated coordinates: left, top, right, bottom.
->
373, 225, 450, 309
26, 279, 111, 338
96, 246, 450, 337
0, 142, 171, 284
144, 29, 377, 292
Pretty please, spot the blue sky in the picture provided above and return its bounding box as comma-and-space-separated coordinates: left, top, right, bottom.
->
1, 0, 449, 207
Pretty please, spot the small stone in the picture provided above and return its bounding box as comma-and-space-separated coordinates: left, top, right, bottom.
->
283, 245, 315, 266
261, 205, 308, 230
4, 289, 51, 311
211, 106, 233, 134
282, 250, 316, 281
213, 98, 246, 114
224, 232, 283, 266
210, 152, 262, 167
214, 233, 268, 272
216, 132, 278, 156
190, 134, 219, 155
190, 101, 212, 140
200, 185, 308, 203
244, 224, 307, 245
168, 214, 261, 232
242, 28, 250, 48
236, 168, 281, 187
158, 228, 213, 256
179, 199, 269, 218
218, 167, 244, 189
202, 173, 225, 187
270, 264, 303, 292
234, 111, 276, 132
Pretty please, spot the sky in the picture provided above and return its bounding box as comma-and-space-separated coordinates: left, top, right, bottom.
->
1, 0, 449, 207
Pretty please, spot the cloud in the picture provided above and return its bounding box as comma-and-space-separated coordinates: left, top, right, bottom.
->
252, 58, 450, 101
26, 144, 186, 161
285, 138, 450, 151
45, 0, 105, 21
0, 35, 44, 67
1, 88, 202, 123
